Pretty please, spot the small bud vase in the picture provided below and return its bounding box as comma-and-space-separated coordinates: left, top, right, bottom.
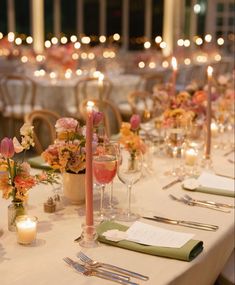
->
8, 201, 26, 232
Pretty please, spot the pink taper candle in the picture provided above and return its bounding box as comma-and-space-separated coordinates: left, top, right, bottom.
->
171, 57, 177, 97
205, 66, 213, 158
85, 101, 94, 226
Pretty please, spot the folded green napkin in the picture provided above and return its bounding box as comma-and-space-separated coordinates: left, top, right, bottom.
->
182, 185, 235, 197
182, 173, 235, 197
96, 221, 203, 262
28, 156, 52, 170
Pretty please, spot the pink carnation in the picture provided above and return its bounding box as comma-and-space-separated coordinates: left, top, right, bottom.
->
14, 175, 36, 190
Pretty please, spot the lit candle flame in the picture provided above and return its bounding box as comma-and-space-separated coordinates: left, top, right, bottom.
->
87, 101, 94, 112
171, 57, 178, 71
98, 73, 104, 85
207, 66, 213, 78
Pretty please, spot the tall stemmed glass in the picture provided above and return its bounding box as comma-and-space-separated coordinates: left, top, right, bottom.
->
117, 147, 143, 222
93, 143, 117, 222
106, 141, 120, 219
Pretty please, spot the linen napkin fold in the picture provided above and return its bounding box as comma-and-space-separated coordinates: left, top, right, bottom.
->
182, 172, 235, 197
28, 156, 52, 170
96, 221, 203, 262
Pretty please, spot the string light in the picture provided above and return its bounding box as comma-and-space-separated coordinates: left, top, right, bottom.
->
60, 36, 68, 44
26, 36, 33, 44
155, 36, 162, 44
51, 37, 58, 45
45, 40, 51, 48
113, 33, 120, 41
74, 42, 81, 49
0, 32, 3, 40
144, 41, 151, 49
70, 35, 77, 42
99, 35, 106, 43
217, 37, 224, 45
138, 61, 145, 68
177, 39, 184, 46
205, 34, 212, 43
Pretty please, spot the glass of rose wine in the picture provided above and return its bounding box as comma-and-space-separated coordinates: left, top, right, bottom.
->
93, 143, 118, 222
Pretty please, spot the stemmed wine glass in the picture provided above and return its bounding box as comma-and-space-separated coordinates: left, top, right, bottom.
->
116, 147, 143, 222
93, 143, 118, 222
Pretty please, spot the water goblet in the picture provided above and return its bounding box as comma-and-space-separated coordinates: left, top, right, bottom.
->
116, 147, 143, 222
93, 143, 118, 222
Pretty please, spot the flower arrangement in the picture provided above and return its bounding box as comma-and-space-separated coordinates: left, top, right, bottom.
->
0, 124, 57, 202
42, 114, 103, 174
119, 114, 146, 155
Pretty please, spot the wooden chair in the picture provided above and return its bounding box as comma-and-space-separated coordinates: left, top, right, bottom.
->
79, 98, 122, 138
137, 73, 164, 93
127, 90, 158, 121
0, 74, 41, 137
24, 109, 60, 154
68, 76, 113, 118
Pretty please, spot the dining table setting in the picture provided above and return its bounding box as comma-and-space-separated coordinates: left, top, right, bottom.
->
0, 106, 234, 285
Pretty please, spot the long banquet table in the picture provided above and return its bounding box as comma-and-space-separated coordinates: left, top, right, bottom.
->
0, 147, 234, 285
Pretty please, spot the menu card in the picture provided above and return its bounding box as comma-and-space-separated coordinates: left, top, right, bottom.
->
103, 221, 194, 248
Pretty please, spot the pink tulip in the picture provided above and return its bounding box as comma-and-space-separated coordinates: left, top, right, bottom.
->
93, 111, 104, 126
0, 138, 15, 158
130, 114, 141, 130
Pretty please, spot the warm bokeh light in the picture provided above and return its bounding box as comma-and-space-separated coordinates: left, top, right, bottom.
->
8, 32, 15, 42
74, 42, 81, 49
21, 56, 28, 63
72, 53, 79, 60
162, 61, 169, 68
45, 40, 51, 48
113, 33, 120, 41
138, 61, 145, 68
81, 36, 91, 44
171, 57, 177, 71
51, 37, 58, 45
61, 36, 68, 44
26, 36, 33, 44
0, 32, 3, 40
155, 36, 162, 44
195, 37, 203, 45
184, 58, 191, 65
177, 39, 184, 46
144, 41, 151, 49
184, 39, 190, 47
217, 37, 224, 45
99, 35, 106, 43
70, 35, 77, 43
15, 38, 22, 45
159, 41, 167, 49
205, 34, 212, 43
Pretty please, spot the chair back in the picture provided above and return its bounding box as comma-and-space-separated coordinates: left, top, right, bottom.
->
24, 109, 60, 154
79, 98, 122, 137
127, 90, 155, 121
137, 73, 164, 92
0, 74, 37, 117
73, 76, 113, 116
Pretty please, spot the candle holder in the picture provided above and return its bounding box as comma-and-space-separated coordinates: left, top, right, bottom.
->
15, 215, 38, 245
201, 155, 214, 172
79, 223, 99, 248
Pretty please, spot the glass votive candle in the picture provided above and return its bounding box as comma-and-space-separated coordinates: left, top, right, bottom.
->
185, 147, 198, 166
15, 215, 38, 245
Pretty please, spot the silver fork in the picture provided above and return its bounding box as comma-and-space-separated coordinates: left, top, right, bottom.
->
184, 194, 234, 209
63, 257, 139, 285
77, 251, 149, 281
162, 176, 184, 190
169, 194, 231, 213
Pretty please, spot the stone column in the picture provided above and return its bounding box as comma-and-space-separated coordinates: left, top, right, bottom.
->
32, 0, 44, 54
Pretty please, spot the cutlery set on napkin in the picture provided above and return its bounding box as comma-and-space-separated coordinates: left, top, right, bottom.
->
63, 251, 149, 285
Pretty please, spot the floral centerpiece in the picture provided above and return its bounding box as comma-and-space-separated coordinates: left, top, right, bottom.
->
41, 114, 103, 204
0, 123, 58, 231
119, 114, 146, 156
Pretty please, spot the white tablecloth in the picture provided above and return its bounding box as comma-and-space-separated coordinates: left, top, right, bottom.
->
34, 74, 140, 116
0, 148, 234, 285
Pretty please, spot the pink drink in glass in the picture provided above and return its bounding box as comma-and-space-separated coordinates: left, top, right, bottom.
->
93, 155, 117, 184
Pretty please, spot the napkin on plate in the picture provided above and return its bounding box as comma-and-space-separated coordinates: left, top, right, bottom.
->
96, 221, 203, 262
182, 172, 235, 197
28, 156, 52, 170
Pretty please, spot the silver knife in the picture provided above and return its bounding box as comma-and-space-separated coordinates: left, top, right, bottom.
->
142, 216, 219, 231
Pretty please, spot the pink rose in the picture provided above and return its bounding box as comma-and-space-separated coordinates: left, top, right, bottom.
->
130, 114, 141, 130
55, 117, 78, 133
0, 138, 15, 158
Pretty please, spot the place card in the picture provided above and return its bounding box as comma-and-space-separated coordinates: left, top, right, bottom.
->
125, 221, 194, 248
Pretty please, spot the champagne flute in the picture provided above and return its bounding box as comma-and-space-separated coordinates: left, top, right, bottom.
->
116, 147, 143, 222
106, 141, 120, 219
93, 143, 118, 222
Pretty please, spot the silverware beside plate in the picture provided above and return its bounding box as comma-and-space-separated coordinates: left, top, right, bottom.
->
63, 257, 140, 285
169, 194, 231, 213
142, 216, 219, 231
